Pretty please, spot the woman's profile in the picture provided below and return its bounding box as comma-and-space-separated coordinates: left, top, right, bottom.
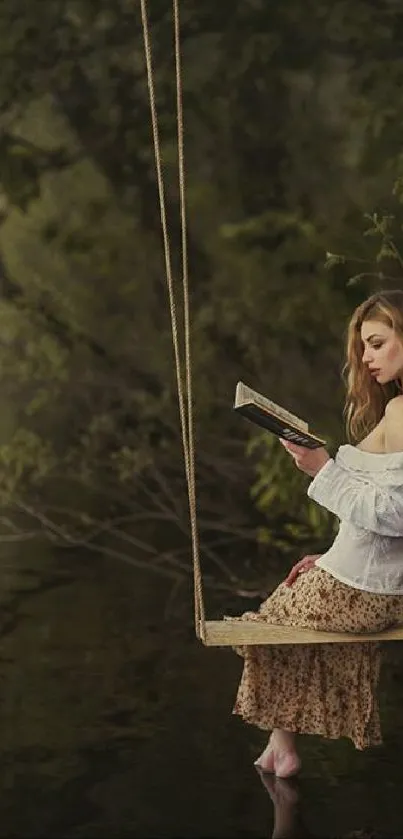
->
228, 289, 403, 778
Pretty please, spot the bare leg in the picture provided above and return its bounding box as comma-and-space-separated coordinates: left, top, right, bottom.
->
254, 729, 301, 778
259, 775, 311, 839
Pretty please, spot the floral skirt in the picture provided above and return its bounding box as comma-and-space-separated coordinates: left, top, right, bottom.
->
227, 566, 403, 750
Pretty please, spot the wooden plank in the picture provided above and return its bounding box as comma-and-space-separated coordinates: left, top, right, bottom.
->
201, 620, 403, 646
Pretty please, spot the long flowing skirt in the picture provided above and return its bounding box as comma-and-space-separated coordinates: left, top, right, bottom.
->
227, 567, 403, 749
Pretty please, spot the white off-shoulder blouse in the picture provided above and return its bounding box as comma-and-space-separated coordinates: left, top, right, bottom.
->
307, 445, 403, 594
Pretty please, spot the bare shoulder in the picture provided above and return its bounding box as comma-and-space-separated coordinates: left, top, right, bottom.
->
384, 395, 403, 453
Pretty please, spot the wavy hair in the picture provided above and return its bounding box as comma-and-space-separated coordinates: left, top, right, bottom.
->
342, 289, 403, 444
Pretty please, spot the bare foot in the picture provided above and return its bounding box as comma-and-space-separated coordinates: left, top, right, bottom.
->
254, 739, 275, 773
254, 732, 301, 778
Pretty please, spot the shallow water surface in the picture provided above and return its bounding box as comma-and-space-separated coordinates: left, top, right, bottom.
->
1, 545, 403, 838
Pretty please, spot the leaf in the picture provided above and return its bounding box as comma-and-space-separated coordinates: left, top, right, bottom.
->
246, 434, 265, 457
257, 526, 273, 545
284, 522, 306, 538
257, 486, 278, 508
324, 252, 346, 270
376, 243, 398, 262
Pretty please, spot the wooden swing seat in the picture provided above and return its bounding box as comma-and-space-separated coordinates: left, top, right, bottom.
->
201, 620, 403, 646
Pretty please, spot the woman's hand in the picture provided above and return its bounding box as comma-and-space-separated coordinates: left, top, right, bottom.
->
284, 554, 322, 587
279, 439, 330, 477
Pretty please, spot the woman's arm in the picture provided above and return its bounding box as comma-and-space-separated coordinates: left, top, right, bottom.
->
307, 458, 403, 536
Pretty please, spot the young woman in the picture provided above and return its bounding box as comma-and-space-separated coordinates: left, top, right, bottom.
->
229, 289, 403, 778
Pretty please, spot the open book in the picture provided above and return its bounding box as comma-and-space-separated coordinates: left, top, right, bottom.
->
233, 381, 327, 449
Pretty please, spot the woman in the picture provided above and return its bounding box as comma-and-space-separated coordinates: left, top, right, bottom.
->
229, 289, 403, 778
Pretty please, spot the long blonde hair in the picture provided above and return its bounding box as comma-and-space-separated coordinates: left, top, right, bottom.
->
343, 289, 403, 444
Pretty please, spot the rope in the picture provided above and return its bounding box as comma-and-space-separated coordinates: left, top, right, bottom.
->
139, 0, 206, 641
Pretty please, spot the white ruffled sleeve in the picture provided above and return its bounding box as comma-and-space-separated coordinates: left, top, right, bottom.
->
307, 458, 403, 536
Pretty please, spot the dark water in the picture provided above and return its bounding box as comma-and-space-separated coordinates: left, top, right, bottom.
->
2, 544, 403, 838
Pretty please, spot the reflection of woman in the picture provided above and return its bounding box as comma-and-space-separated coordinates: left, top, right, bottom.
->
258, 773, 311, 839
260, 773, 381, 839
228, 290, 403, 777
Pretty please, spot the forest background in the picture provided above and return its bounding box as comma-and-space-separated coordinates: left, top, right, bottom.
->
1, 0, 403, 617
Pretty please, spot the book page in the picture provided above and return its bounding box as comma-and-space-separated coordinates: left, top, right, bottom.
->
235, 382, 308, 432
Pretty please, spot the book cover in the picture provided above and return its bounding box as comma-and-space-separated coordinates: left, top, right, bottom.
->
233, 381, 327, 449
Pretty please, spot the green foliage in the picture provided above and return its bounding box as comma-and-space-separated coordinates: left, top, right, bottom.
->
0, 0, 401, 575
0, 429, 57, 498
324, 193, 403, 290
248, 433, 338, 551
0, 134, 75, 211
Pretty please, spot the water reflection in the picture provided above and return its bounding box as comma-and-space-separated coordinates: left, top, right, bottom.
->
257, 773, 310, 839
1, 544, 403, 837
257, 770, 393, 839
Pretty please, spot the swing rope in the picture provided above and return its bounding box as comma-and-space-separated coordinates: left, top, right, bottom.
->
139, 0, 206, 641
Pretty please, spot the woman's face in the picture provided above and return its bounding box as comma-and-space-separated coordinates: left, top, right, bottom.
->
361, 320, 403, 385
